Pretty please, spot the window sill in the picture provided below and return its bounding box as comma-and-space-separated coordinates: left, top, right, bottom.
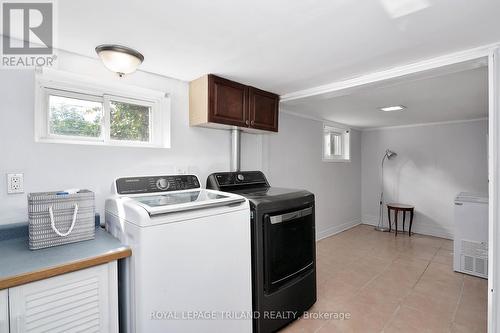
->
35, 137, 169, 149
322, 158, 351, 163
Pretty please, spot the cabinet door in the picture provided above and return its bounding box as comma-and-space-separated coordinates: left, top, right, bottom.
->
248, 87, 279, 132
9, 262, 118, 333
209, 75, 248, 127
0, 289, 7, 333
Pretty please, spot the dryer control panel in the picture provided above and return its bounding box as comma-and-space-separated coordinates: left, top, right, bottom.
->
116, 175, 200, 195
206, 171, 269, 190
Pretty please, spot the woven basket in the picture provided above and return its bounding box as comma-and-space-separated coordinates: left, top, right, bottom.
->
28, 190, 95, 250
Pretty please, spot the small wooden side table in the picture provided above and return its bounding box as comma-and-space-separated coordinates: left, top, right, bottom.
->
387, 203, 415, 236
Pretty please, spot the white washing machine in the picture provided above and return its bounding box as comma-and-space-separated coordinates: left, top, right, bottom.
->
453, 192, 488, 279
105, 175, 253, 333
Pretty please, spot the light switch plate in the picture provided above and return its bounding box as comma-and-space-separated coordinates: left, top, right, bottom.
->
7, 173, 24, 194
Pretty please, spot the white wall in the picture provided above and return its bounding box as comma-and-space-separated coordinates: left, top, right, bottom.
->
262, 112, 362, 240
0, 51, 261, 225
361, 119, 489, 239
0, 50, 351, 234
1, 50, 485, 243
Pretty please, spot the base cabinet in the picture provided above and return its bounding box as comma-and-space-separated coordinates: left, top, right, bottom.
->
0, 290, 7, 333
6, 262, 118, 333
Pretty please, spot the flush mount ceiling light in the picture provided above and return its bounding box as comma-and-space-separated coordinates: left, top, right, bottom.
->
379, 105, 406, 112
95, 44, 144, 77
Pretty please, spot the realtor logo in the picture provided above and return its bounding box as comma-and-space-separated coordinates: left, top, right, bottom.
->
1, 1, 56, 67
2, 2, 53, 54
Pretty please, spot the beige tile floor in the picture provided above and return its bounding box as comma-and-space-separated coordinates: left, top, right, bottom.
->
280, 224, 488, 333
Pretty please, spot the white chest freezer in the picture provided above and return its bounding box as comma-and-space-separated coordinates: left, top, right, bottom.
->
453, 192, 488, 279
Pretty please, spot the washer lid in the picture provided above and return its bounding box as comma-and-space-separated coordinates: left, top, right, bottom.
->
455, 192, 488, 204
128, 189, 245, 215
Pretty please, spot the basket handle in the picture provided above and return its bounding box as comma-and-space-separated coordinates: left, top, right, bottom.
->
48, 203, 79, 237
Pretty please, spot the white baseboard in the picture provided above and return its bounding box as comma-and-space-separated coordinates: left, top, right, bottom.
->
362, 214, 453, 240
316, 218, 362, 241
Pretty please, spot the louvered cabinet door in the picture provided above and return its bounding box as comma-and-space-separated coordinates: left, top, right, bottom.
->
9, 262, 118, 333
0, 289, 8, 332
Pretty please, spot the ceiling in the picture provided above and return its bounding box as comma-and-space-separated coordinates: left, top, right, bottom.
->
281, 64, 488, 129
55, 0, 500, 95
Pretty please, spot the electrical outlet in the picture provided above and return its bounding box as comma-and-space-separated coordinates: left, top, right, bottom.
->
7, 173, 24, 194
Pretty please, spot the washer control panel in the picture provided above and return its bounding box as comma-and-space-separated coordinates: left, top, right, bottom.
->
116, 175, 200, 195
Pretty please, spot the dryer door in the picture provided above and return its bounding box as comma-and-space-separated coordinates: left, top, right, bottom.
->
263, 205, 315, 293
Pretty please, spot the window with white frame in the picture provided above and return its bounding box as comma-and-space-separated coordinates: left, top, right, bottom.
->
35, 70, 170, 148
323, 124, 350, 161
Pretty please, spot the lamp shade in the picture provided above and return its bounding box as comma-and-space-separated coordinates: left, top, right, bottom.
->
386, 149, 397, 159
95, 45, 144, 76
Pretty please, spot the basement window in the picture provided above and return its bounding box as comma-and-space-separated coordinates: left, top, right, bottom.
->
35, 69, 170, 148
323, 125, 350, 162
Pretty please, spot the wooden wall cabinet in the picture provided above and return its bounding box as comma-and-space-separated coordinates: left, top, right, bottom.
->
190, 74, 279, 132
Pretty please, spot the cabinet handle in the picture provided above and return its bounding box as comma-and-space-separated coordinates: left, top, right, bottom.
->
245, 120, 250, 126
250, 120, 255, 126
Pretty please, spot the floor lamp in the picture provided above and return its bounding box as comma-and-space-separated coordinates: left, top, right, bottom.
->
375, 149, 398, 232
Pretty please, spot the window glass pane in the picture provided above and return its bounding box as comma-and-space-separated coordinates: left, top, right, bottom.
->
324, 133, 331, 156
330, 132, 343, 156
49, 95, 103, 138
110, 100, 150, 142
